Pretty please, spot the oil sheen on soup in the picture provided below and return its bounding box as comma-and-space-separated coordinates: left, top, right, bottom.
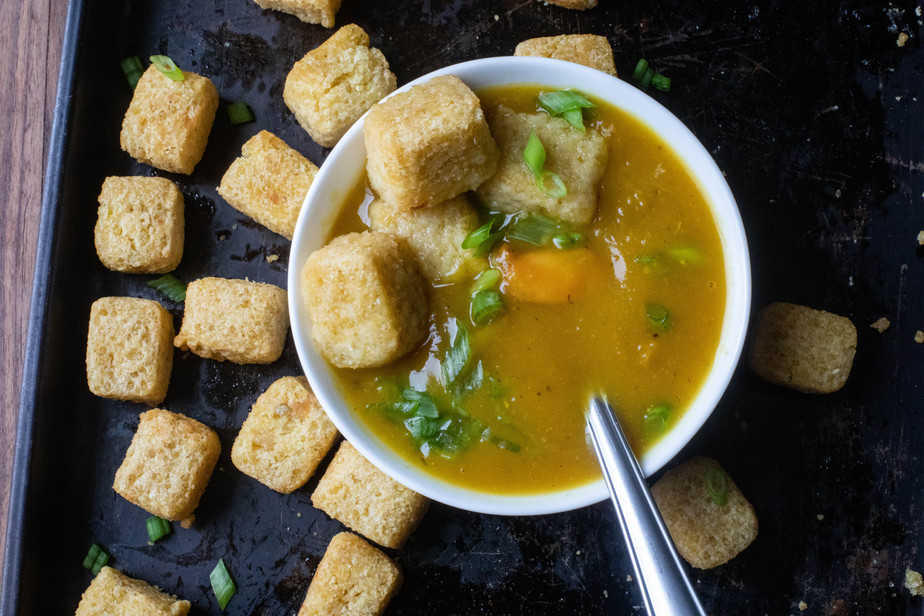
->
327, 84, 725, 494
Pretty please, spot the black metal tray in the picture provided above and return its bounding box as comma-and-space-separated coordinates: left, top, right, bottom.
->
4, 0, 923, 614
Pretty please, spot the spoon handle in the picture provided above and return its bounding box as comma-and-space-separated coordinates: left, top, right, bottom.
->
587, 396, 706, 616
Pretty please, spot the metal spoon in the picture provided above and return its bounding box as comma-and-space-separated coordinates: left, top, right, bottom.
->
586, 396, 706, 616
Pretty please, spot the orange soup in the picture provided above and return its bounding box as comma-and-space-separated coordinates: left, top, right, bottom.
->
327, 84, 725, 494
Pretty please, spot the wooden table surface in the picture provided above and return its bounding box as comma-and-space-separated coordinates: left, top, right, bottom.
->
0, 0, 67, 591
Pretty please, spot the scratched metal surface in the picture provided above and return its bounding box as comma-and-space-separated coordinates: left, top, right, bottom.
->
7, 0, 924, 614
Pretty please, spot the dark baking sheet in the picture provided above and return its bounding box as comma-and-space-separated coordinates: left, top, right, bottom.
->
3, 0, 924, 614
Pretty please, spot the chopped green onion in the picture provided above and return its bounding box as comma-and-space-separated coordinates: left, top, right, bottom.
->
523, 133, 569, 198
471, 290, 504, 325
632, 59, 650, 82
147, 274, 186, 302
645, 303, 671, 331
210, 559, 236, 611
561, 108, 585, 131
508, 213, 558, 245
538, 90, 595, 115
472, 269, 502, 293
402, 388, 439, 417
632, 58, 670, 92
643, 404, 671, 431
705, 467, 729, 506
146, 516, 172, 543
226, 101, 254, 125
538, 90, 595, 131
635, 255, 658, 265
666, 246, 703, 265
82, 543, 110, 576
405, 414, 440, 440
523, 131, 547, 177
150, 55, 184, 81
441, 323, 472, 386
651, 73, 672, 92
489, 435, 521, 452
121, 56, 144, 89
552, 232, 583, 250
462, 218, 503, 256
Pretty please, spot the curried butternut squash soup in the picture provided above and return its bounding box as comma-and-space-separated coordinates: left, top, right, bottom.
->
326, 84, 725, 494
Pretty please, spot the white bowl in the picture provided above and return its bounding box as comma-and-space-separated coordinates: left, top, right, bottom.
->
288, 57, 751, 516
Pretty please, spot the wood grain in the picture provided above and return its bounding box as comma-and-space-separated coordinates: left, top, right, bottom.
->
0, 0, 68, 590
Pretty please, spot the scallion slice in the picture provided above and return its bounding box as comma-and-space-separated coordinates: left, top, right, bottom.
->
632, 59, 650, 82
523, 132, 567, 198
226, 101, 254, 125
471, 290, 504, 325
643, 403, 671, 431
538, 90, 595, 131
147, 274, 186, 302
461, 218, 502, 256
561, 108, 585, 131
121, 56, 144, 89
640, 67, 654, 89
645, 303, 671, 331
552, 231, 583, 250
441, 323, 471, 386
146, 516, 172, 543
210, 559, 236, 611
82, 543, 110, 575
651, 73, 672, 92
508, 213, 558, 245
472, 269, 501, 293
705, 467, 729, 506
150, 55, 184, 81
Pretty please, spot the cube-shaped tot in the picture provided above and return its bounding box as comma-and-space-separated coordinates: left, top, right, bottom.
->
301, 231, 429, 369
94, 176, 185, 273
368, 196, 483, 282
364, 75, 499, 210
514, 34, 616, 76
311, 441, 428, 549
749, 302, 857, 393
284, 24, 396, 148
252, 0, 340, 28
76, 567, 191, 616
174, 277, 288, 365
476, 106, 608, 225
217, 131, 319, 239
231, 376, 339, 493
652, 457, 758, 569
113, 409, 221, 522
86, 297, 174, 405
120, 64, 219, 174
298, 532, 402, 616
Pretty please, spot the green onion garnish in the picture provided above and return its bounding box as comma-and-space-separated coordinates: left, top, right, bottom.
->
643, 404, 671, 431
147, 274, 186, 302
666, 246, 702, 265
645, 303, 671, 331
401, 388, 439, 417
121, 56, 144, 89
441, 323, 472, 386
705, 467, 729, 506
146, 516, 172, 543
651, 73, 672, 92
538, 90, 595, 131
471, 290, 504, 325
632, 59, 650, 82
508, 213, 558, 245
150, 55, 184, 81
632, 58, 670, 92
226, 101, 254, 125
552, 231, 583, 250
82, 543, 110, 575
523, 131, 567, 199
472, 269, 502, 293
462, 217, 503, 256
210, 559, 236, 611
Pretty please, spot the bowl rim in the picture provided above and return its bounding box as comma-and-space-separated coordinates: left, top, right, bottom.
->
288, 56, 751, 516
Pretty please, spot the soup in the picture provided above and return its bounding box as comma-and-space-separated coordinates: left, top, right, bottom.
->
324, 84, 725, 494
